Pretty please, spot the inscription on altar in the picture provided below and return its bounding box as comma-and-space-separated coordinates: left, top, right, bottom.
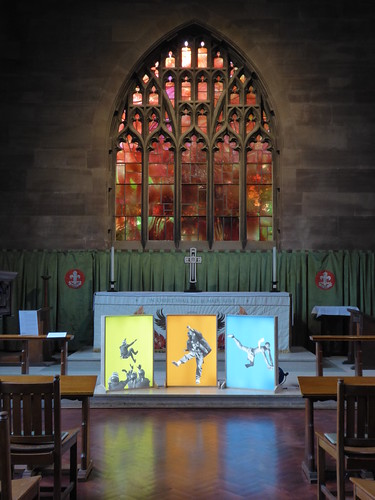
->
94, 291, 292, 352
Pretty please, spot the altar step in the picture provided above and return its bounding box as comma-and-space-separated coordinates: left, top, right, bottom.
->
3, 346, 374, 409
65, 346, 358, 409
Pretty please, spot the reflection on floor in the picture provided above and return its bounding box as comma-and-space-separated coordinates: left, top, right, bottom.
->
3, 348, 371, 498
58, 405, 335, 500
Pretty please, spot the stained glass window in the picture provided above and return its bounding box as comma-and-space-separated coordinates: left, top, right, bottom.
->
148, 136, 174, 240
113, 28, 275, 248
214, 135, 240, 241
181, 135, 207, 241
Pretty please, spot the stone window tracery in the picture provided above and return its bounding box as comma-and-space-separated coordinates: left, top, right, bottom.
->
113, 27, 276, 249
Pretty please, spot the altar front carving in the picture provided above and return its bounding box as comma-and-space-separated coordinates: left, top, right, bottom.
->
93, 292, 292, 352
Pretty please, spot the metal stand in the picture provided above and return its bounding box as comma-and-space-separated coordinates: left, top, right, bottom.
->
109, 280, 116, 292
185, 282, 201, 293
271, 281, 279, 292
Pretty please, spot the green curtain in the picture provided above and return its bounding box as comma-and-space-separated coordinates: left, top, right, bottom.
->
1, 249, 374, 351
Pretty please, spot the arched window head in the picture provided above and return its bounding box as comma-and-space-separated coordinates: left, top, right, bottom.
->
112, 24, 276, 250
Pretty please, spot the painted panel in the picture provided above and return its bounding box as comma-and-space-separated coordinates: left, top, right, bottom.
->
226, 315, 278, 391
167, 315, 217, 387
103, 315, 154, 391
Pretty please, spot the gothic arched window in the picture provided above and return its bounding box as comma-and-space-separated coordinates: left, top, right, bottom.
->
112, 26, 276, 250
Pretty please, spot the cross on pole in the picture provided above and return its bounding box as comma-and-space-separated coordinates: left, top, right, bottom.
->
184, 248, 202, 291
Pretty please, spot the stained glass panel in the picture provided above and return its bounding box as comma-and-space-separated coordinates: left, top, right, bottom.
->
148, 217, 174, 240
214, 52, 223, 68
197, 77, 207, 101
213, 136, 240, 241
181, 216, 206, 241
181, 42, 191, 68
229, 113, 240, 134
229, 85, 240, 105
165, 52, 175, 68
151, 62, 159, 78
197, 42, 207, 68
149, 113, 159, 134
246, 137, 273, 241
148, 137, 174, 240
181, 136, 207, 241
197, 111, 207, 134
181, 112, 191, 133
148, 86, 158, 105
214, 78, 223, 106
260, 216, 272, 241
246, 217, 259, 241
115, 138, 142, 241
165, 76, 175, 107
246, 86, 256, 105
132, 86, 142, 105
181, 77, 191, 101
214, 216, 239, 240
132, 114, 142, 134
246, 113, 256, 134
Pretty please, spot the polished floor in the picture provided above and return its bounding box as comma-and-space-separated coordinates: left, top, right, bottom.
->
3, 347, 375, 498
60, 406, 337, 500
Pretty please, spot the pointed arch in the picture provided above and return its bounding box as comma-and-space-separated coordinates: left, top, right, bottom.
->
111, 22, 277, 250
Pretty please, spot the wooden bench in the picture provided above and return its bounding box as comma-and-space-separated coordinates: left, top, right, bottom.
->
0, 335, 73, 375
310, 335, 375, 376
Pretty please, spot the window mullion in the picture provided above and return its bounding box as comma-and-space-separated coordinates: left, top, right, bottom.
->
142, 147, 149, 248
175, 151, 181, 247
206, 147, 214, 248
239, 146, 247, 248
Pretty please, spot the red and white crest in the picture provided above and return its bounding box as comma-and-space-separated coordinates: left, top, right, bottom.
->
315, 270, 335, 290
65, 269, 85, 289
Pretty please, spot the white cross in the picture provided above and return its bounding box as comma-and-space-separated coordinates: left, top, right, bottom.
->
184, 248, 202, 284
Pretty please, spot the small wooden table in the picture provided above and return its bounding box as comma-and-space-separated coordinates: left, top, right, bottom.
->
298, 376, 375, 483
0, 335, 73, 375
310, 335, 375, 376
0, 375, 97, 481
350, 477, 375, 500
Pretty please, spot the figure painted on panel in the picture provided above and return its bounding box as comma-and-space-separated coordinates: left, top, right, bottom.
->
137, 364, 145, 382
228, 334, 273, 369
107, 365, 150, 391
119, 338, 138, 362
172, 325, 212, 384
108, 371, 127, 391
122, 365, 150, 389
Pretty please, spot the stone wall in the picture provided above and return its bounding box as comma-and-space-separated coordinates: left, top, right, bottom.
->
1, 0, 374, 250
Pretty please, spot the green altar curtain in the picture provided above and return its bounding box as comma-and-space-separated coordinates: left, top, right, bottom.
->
0, 249, 374, 350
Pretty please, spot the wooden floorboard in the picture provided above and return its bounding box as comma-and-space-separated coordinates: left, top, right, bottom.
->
57, 406, 339, 499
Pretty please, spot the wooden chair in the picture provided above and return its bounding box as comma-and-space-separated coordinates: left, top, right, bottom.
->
0, 411, 41, 500
316, 379, 375, 499
0, 376, 79, 500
